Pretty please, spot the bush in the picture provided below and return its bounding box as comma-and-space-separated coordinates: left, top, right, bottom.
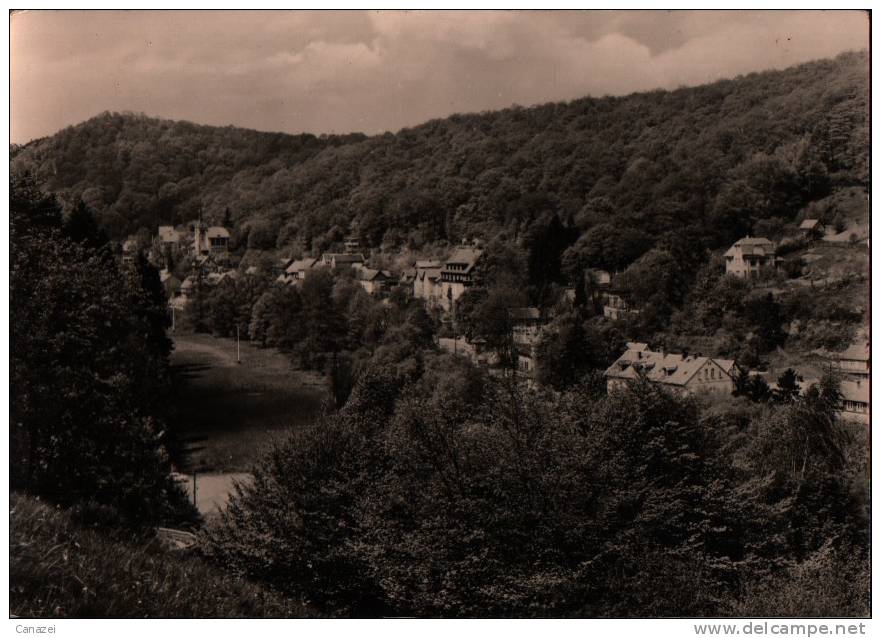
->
204, 377, 866, 617
731, 544, 869, 617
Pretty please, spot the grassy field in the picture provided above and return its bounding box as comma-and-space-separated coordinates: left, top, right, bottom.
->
170, 332, 329, 473
9, 493, 312, 618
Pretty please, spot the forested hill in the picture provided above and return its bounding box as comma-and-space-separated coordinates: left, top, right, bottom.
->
12, 51, 868, 260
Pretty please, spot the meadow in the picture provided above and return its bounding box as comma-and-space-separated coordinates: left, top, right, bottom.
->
170, 332, 329, 474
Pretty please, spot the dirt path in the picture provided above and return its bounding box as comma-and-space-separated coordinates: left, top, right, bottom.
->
179, 472, 254, 519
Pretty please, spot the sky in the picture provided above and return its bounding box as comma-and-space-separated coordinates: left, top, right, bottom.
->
10, 9, 869, 144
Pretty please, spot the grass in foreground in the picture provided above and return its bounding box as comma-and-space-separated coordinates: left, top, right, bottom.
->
170, 332, 329, 472
10, 493, 312, 618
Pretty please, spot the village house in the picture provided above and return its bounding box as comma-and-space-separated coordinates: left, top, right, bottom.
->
724, 236, 778, 278
158, 225, 182, 246
195, 225, 231, 259
438, 336, 499, 367
413, 260, 444, 306
589, 269, 612, 287
508, 307, 544, 347
839, 378, 869, 424
602, 289, 639, 320
516, 349, 537, 374
834, 341, 870, 380
356, 267, 392, 295
343, 235, 361, 254
277, 257, 318, 285
605, 343, 737, 396
798, 218, 825, 240
205, 270, 237, 286
440, 246, 483, 312
321, 252, 365, 269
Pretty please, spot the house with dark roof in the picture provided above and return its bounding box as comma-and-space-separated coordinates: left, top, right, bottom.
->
277, 257, 319, 285
605, 343, 737, 396
321, 252, 365, 269
724, 236, 778, 278
440, 247, 483, 312
799, 218, 825, 240
839, 378, 869, 424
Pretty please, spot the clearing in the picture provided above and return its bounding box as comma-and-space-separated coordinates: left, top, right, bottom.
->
170, 332, 329, 475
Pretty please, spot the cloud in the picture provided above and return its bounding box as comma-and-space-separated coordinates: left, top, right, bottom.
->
10, 10, 868, 143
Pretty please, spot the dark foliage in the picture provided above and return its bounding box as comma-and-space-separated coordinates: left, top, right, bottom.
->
10, 171, 195, 527
205, 372, 866, 617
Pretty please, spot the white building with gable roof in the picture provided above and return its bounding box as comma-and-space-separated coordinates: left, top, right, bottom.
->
605, 343, 737, 396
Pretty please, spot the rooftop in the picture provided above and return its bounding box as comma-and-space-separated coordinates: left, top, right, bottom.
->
840, 379, 869, 404
508, 307, 541, 321
837, 342, 870, 362
357, 268, 391, 282
158, 226, 180, 242
324, 253, 365, 263
445, 247, 482, 266
605, 346, 735, 387
205, 226, 230, 239
286, 258, 318, 274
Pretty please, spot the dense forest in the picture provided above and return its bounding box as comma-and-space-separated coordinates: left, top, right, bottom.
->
12, 51, 868, 267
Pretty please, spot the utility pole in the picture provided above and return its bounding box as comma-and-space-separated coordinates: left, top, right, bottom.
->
192, 471, 197, 509
237, 325, 241, 364
171, 304, 175, 332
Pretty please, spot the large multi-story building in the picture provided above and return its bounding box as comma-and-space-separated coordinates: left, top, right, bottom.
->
440, 246, 483, 312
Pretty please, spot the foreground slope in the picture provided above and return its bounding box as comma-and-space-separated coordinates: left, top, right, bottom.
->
10, 493, 311, 618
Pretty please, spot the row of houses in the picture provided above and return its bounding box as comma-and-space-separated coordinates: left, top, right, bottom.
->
272, 242, 487, 310
603, 341, 869, 423
123, 221, 232, 266
274, 252, 395, 296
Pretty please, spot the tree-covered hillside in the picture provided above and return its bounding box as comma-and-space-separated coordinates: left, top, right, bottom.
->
12, 51, 867, 265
